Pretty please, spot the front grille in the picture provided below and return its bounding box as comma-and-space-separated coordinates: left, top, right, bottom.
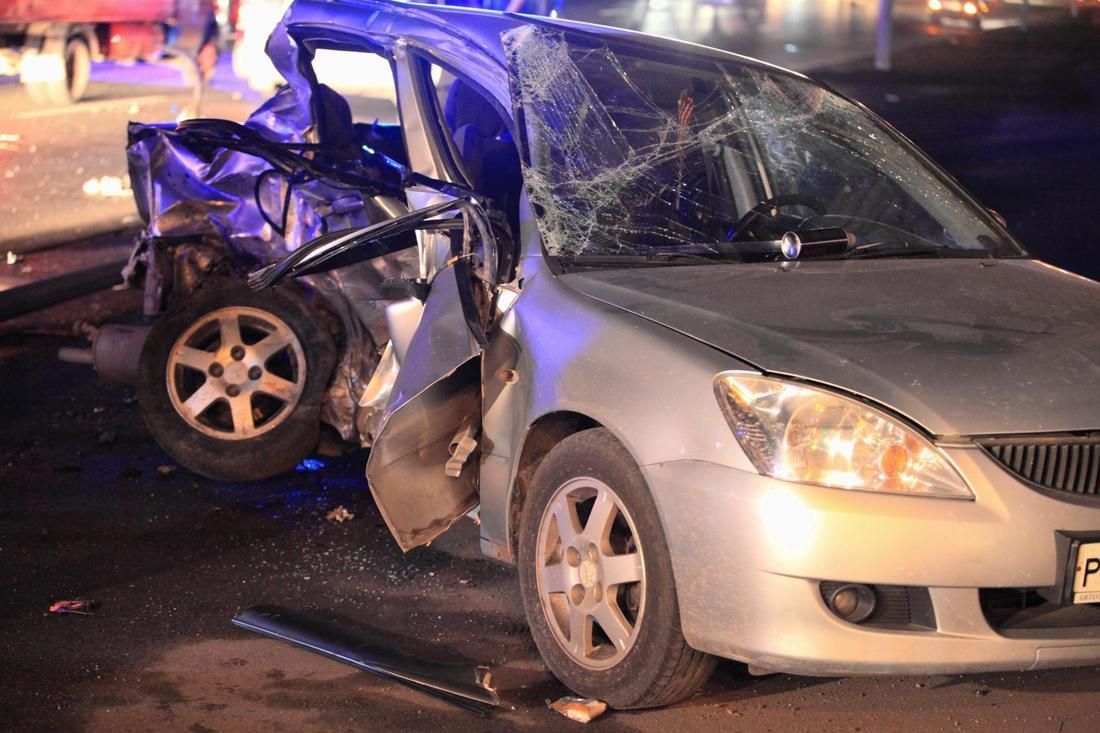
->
980, 588, 1100, 631
980, 436, 1100, 498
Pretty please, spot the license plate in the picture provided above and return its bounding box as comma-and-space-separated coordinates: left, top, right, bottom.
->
1072, 542, 1100, 604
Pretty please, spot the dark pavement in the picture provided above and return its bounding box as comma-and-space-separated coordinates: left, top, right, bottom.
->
5, 290, 1100, 733
816, 19, 1100, 282
0, 66, 257, 253
2, 10, 1100, 733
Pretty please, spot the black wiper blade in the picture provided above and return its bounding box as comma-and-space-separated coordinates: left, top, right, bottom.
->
844, 241, 994, 258
645, 251, 726, 263
556, 251, 727, 270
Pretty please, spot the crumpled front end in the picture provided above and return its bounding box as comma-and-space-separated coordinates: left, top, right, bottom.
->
121, 13, 410, 443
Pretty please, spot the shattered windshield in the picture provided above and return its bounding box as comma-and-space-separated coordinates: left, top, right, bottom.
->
504, 26, 1024, 263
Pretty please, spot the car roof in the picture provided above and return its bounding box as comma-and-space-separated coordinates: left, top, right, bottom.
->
282, 0, 808, 81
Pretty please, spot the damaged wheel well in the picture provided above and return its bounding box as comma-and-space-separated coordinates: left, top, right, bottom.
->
508, 411, 601, 558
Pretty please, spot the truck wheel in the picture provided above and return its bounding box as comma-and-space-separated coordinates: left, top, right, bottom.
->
25, 35, 91, 105
136, 283, 337, 481
517, 429, 716, 709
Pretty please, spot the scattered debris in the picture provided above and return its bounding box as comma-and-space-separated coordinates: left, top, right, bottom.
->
81, 175, 133, 198
232, 605, 500, 715
97, 431, 116, 446
49, 599, 96, 616
549, 696, 608, 724
975, 688, 991, 697
326, 506, 354, 523
157, 464, 177, 478
296, 458, 325, 472
5, 251, 21, 265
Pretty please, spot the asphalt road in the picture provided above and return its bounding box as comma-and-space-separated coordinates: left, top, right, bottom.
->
5, 288, 1100, 733
3, 10, 1100, 733
0, 65, 258, 253
816, 14, 1100, 282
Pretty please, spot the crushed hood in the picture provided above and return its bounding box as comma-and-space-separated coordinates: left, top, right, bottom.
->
562, 258, 1100, 437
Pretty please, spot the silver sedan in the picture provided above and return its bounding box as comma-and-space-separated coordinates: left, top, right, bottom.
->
244, 0, 1100, 709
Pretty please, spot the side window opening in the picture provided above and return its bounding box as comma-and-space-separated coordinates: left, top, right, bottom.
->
426, 63, 524, 243
308, 47, 410, 170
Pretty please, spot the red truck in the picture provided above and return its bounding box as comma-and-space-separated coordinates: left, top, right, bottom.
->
0, 0, 218, 104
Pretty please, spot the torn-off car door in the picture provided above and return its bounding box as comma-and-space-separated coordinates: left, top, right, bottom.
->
250, 197, 495, 551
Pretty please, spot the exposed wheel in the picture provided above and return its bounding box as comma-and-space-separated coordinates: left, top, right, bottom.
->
136, 283, 337, 481
25, 35, 90, 105
517, 428, 715, 709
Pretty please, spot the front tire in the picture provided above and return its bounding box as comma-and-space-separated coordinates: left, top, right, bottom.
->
136, 283, 337, 481
517, 428, 715, 709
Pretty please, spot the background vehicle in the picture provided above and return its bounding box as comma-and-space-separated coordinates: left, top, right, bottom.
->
928, 0, 998, 28
928, 0, 1093, 27
0, 0, 218, 104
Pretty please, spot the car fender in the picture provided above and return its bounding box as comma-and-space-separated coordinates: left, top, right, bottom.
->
477, 255, 759, 562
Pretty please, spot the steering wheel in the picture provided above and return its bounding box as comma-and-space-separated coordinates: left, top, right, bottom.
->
731, 194, 827, 239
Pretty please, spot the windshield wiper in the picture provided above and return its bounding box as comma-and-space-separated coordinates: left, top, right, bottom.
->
646, 251, 727, 263
556, 251, 729, 270
845, 241, 996, 259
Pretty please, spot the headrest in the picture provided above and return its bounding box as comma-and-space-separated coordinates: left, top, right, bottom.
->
315, 83, 354, 148
444, 80, 502, 138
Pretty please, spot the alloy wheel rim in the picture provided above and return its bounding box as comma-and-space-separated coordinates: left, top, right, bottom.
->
535, 476, 646, 670
165, 306, 306, 440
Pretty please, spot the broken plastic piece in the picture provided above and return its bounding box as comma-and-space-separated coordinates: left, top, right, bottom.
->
326, 506, 355, 523
356, 341, 399, 447
232, 605, 499, 715
446, 424, 479, 478
549, 696, 608, 723
49, 599, 96, 615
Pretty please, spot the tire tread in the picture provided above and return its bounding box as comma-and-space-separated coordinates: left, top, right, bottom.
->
518, 428, 716, 710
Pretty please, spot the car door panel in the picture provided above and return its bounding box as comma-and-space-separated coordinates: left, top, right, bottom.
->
367, 261, 485, 551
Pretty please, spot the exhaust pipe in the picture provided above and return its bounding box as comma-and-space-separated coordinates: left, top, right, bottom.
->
57, 323, 151, 384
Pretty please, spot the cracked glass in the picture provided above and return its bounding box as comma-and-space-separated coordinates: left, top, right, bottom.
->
504, 26, 1023, 262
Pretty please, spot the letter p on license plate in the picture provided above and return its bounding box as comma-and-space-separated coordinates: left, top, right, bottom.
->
1073, 542, 1100, 604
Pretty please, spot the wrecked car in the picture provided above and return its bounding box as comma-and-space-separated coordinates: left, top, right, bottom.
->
123, 0, 1100, 710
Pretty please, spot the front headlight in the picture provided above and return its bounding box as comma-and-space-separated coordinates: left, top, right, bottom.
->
714, 373, 972, 499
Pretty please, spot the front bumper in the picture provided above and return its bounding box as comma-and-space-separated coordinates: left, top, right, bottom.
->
643, 447, 1100, 676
